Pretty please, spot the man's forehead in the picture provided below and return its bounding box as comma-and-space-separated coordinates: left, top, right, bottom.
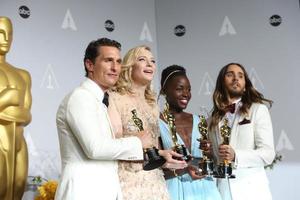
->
226, 66, 244, 74
98, 46, 120, 56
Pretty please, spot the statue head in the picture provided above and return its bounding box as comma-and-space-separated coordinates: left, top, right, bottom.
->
0, 16, 13, 55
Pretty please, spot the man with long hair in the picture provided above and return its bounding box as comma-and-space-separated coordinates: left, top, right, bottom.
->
209, 63, 275, 200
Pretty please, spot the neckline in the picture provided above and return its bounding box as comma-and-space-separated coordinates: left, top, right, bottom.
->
160, 114, 195, 153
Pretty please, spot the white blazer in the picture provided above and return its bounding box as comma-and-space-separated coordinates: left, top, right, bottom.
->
209, 103, 275, 200
55, 79, 143, 200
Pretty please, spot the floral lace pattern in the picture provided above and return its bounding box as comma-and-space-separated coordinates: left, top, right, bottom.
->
110, 92, 169, 200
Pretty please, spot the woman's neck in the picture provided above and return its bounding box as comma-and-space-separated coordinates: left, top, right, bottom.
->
131, 82, 147, 98
169, 107, 184, 116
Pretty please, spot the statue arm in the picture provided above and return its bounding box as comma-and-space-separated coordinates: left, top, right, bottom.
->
0, 69, 32, 124
19, 69, 32, 125
0, 87, 20, 110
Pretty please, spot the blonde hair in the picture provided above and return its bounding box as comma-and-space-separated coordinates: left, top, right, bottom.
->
113, 45, 156, 105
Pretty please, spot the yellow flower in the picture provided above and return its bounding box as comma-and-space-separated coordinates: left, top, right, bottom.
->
34, 180, 58, 200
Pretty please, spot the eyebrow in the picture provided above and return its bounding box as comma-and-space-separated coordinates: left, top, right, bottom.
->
226, 70, 244, 75
138, 55, 155, 60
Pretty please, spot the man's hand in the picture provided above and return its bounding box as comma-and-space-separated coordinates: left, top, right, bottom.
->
199, 139, 212, 156
160, 150, 187, 169
219, 144, 235, 161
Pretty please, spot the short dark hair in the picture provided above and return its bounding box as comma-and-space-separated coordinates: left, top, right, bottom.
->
160, 64, 186, 95
83, 37, 121, 77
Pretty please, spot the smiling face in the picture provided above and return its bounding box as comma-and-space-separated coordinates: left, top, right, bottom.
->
224, 64, 246, 100
131, 48, 156, 86
165, 74, 191, 111
85, 46, 122, 91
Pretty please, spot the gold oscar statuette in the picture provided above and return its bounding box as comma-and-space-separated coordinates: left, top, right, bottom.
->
0, 16, 32, 200
131, 109, 165, 170
197, 115, 214, 176
214, 118, 235, 179
162, 104, 191, 161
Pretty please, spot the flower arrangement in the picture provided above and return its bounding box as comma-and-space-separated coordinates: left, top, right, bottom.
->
31, 176, 58, 200
265, 152, 283, 170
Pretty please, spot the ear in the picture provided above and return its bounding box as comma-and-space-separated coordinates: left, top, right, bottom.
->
85, 59, 94, 73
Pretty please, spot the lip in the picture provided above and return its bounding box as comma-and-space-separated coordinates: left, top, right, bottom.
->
108, 73, 118, 76
178, 99, 189, 106
232, 82, 240, 88
107, 73, 118, 79
143, 70, 153, 74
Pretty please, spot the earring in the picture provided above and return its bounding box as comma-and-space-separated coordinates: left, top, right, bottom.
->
162, 98, 170, 121
164, 101, 169, 113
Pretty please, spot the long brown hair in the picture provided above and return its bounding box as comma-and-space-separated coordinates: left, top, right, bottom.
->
209, 63, 273, 130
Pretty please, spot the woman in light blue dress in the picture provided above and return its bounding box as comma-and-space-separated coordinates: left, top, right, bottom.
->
158, 65, 222, 200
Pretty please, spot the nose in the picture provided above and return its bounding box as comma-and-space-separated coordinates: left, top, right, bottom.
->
111, 61, 120, 72
146, 60, 153, 67
232, 73, 239, 81
182, 89, 189, 97
0, 32, 8, 43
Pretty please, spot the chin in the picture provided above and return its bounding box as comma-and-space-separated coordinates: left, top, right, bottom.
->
229, 91, 243, 98
178, 104, 187, 110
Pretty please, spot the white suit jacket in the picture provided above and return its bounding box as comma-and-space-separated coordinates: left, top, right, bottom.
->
209, 103, 275, 200
55, 79, 143, 200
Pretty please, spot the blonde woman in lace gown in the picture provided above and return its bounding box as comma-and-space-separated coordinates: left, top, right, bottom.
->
109, 45, 186, 200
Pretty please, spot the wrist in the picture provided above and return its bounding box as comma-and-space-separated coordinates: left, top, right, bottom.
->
171, 168, 187, 177
172, 169, 178, 177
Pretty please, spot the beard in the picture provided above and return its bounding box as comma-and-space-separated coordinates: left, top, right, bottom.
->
227, 88, 244, 99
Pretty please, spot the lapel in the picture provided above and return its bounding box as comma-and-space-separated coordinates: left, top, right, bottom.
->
81, 78, 115, 139
229, 114, 243, 148
230, 108, 252, 148
104, 110, 115, 139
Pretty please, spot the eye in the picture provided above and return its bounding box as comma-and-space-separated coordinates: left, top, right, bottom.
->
176, 86, 183, 91
151, 59, 156, 64
225, 72, 233, 77
105, 58, 113, 62
238, 73, 244, 79
138, 57, 146, 62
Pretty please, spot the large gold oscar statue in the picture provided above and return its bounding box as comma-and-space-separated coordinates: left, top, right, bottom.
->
0, 16, 32, 200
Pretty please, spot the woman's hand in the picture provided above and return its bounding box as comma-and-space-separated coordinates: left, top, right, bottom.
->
159, 150, 187, 169
186, 165, 206, 180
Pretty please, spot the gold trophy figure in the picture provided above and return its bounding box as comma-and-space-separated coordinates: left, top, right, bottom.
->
215, 118, 235, 178
197, 115, 214, 176
0, 16, 32, 200
163, 108, 191, 161
131, 109, 166, 170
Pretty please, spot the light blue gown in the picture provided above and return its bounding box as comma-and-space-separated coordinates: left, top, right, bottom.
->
159, 115, 222, 200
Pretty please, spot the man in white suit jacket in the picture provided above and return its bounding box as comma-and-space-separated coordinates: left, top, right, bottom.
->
208, 63, 275, 200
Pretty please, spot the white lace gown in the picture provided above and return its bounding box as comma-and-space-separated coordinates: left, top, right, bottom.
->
109, 92, 170, 200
